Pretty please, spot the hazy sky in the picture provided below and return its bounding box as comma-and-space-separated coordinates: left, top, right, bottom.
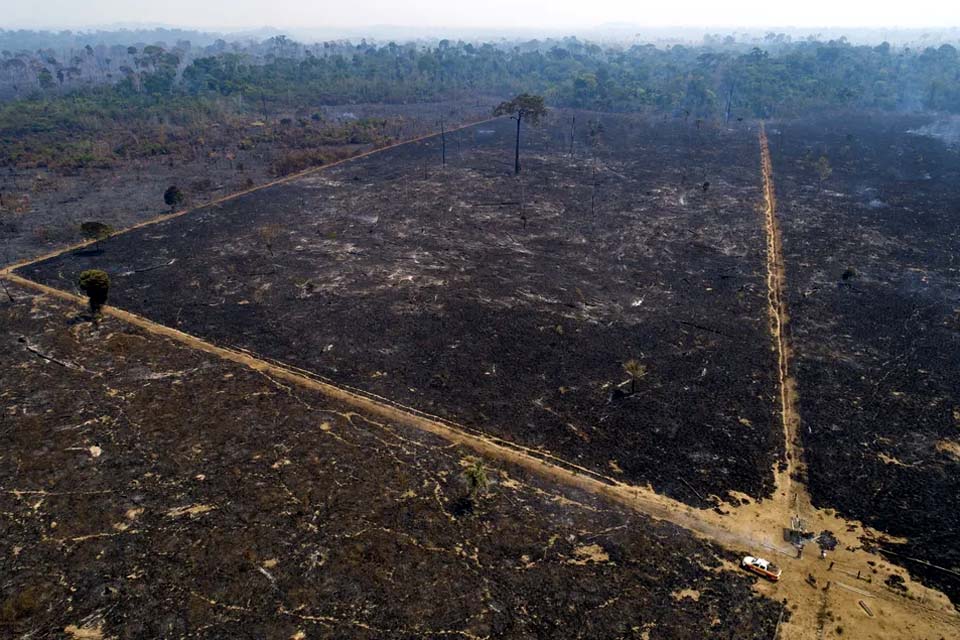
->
4, 0, 959, 31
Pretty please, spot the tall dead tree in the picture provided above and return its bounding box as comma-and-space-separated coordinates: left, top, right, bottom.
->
590, 162, 598, 216
439, 118, 446, 166
724, 82, 736, 124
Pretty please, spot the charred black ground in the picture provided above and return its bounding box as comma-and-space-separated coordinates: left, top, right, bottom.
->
770, 112, 960, 604
17, 112, 783, 508
0, 284, 782, 638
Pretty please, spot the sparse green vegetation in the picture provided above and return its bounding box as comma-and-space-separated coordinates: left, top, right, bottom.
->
623, 359, 648, 394
257, 224, 282, 256
463, 459, 489, 502
0, 585, 42, 623
163, 185, 185, 210
80, 220, 114, 250
77, 269, 110, 316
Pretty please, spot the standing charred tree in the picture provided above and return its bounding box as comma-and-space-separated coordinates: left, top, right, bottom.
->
724, 82, 736, 124
439, 117, 446, 166
588, 120, 605, 216
493, 94, 547, 175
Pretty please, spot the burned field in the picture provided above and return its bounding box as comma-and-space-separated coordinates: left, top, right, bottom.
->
0, 285, 783, 638
770, 113, 960, 602
18, 113, 782, 507
0, 100, 489, 264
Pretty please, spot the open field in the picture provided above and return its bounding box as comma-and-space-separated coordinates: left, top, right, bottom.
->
0, 283, 783, 638
0, 100, 491, 263
770, 112, 960, 604
6, 108, 960, 638
15, 113, 783, 508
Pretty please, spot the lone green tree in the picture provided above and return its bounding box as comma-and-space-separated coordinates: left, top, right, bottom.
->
80, 221, 114, 252
493, 94, 547, 175
463, 459, 489, 503
163, 185, 184, 211
623, 359, 648, 394
78, 269, 110, 316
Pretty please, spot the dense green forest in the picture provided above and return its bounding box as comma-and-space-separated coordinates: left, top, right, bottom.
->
5, 35, 960, 115
1, 35, 958, 169
177, 37, 960, 115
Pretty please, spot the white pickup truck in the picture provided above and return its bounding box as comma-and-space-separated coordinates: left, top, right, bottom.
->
741, 555, 782, 582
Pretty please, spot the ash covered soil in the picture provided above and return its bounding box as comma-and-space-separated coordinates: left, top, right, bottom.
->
770, 112, 960, 604
0, 285, 782, 638
0, 100, 488, 264
18, 112, 781, 507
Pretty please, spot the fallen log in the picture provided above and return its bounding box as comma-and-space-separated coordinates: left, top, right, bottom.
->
18, 336, 90, 373
473, 201, 521, 207
678, 320, 729, 337
1, 278, 15, 302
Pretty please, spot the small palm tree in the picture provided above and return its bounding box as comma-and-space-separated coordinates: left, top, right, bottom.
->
623, 359, 647, 394
464, 459, 489, 501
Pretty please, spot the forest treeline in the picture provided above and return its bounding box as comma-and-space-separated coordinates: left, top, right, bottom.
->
179, 37, 960, 115
3, 34, 959, 114
1, 34, 959, 169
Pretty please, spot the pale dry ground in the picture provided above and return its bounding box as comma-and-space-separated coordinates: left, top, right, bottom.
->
3, 120, 957, 640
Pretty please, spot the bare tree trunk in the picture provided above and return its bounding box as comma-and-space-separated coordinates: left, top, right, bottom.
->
440, 118, 446, 166
514, 114, 522, 175
591, 162, 597, 216
569, 116, 576, 155
724, 80, 738, 125
520, 178, 526, 228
